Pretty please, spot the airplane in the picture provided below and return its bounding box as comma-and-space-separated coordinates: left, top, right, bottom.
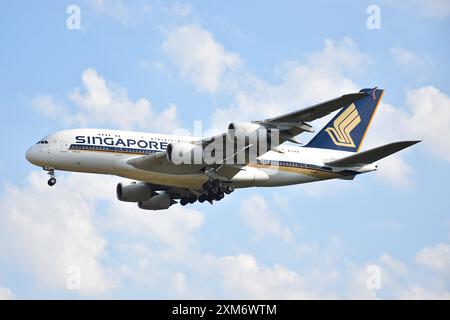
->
25, 87, 420, 210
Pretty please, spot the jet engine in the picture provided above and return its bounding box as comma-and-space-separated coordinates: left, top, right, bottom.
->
227, 122, 264, 140
166, 142, 203, 165
138, 192, 172, 210
116, 182, 152, 202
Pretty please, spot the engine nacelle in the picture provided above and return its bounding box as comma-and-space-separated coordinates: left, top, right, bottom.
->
138, 192, 172, 210
116, 182, 152, 202
166, 142, 203, 165
227, 122, 263, 140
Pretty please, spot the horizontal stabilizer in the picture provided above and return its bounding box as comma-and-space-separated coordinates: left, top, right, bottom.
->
325, 141, 420, 167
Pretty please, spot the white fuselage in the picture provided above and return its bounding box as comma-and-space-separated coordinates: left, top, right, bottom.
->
25, 129, 375, 189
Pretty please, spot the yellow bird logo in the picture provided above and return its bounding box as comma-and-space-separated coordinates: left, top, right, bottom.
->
325, 103, 361, 147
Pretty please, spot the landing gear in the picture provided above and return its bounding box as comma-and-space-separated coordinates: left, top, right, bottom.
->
180, 195, 198, 206
179, 179, 234, 207
224, 184, 234, 194
202, 179, 234, 204
198, 194, 207, 203
44, 167, 57, 186
188, 195, 197, 204
47, 177, 57, 186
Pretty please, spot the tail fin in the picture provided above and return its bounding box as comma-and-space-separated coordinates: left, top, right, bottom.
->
305, 88, 384, 152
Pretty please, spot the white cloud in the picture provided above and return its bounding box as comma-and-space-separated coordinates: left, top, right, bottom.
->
398, 285, 450, 299
344, 248, 450, 299
210, 38, 364, 131
33, 68, 180, 132
170, 2, 192, 16
363, 85, 450, 186
380, 253, 409, 277
103, 199, 204, 253
163, 25, 241, 93
0, 171, 208, 298
0, 172, 114, 296
390, 47, 433, 80
304, 38, 372, 76
374, 152, 415, 188
415, 243, 450, 271
389, 0, 450, 19
213, 254, 325, 299
0, 287, 14, 300
89, 0, 152, 26
345, 263, 379, 299
370, 86, 450, 160
390, 47, 430, 68
70, 68, 179, 131
346, 254, 409, 299
2, 171, 449, 298
240, 195, 294, 242
405, 86, 450, 161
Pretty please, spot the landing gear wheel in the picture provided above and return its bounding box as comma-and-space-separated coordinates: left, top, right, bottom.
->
210, 186, 219, 195
180, 198, 188, 206
202, 180, 213, 191
198, 195, 207, 203
224, 184, 234, 194
44, 167, 57, 186
47, 177, 57, 186
188, 196, 197, 204
214, 192, 224, 201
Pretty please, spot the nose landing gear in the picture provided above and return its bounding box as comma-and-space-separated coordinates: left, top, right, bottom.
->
48, 177, 57, 186
44, 167, 57, 186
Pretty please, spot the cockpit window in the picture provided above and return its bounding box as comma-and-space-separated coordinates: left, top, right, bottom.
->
36, 140, 49, 144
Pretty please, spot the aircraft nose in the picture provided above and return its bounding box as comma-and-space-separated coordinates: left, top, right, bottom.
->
25, 145, 37, 164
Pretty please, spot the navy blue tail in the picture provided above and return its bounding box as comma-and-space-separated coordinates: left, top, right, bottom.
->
305, 88, 384, 152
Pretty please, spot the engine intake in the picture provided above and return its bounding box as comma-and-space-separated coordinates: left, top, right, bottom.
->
227, 122, 263, 140
166, 142, 203, 165
116, 182, 152, 202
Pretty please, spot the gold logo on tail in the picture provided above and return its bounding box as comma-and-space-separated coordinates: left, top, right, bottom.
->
325, 103, 361, 147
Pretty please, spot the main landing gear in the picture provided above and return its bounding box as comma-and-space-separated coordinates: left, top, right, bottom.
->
44, 167, 57, 186
179, 179, 235, 206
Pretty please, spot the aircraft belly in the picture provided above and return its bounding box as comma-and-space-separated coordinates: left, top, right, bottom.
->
255, 168, 317, 187
49, 150, 116, 174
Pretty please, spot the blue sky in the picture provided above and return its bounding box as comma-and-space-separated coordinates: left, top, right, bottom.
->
0, 0, 449, 299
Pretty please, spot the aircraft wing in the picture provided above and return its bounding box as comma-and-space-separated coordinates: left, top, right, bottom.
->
126, 148, 244, 180
252, 92, 367, 143
263, 92, 366, 123
127, 151, 205, 175
325, 141, 420, 167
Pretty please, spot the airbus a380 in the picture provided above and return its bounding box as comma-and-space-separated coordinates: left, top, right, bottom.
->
25, 88, 419, 210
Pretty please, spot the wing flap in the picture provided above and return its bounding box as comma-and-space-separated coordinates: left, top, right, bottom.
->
325, 141, 420, 167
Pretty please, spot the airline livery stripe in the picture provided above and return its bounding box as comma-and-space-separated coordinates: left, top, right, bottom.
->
69, 144, 160, 155
255, 160, 358, 177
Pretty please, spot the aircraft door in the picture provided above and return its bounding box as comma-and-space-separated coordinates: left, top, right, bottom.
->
60, 141, 69, 152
